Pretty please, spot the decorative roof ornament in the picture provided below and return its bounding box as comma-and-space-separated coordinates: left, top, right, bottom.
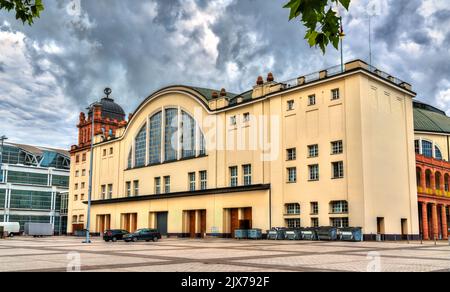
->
104, 87, 112, 99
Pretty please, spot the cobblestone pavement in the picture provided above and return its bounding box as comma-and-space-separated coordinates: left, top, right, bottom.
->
0, 237, 449, 272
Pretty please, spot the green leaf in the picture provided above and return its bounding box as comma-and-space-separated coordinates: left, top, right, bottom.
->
0, 0, 45, 26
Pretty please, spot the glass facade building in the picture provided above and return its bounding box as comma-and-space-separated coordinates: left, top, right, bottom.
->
0, 143, 70, 234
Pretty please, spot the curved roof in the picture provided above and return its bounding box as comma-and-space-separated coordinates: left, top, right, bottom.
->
89, 97, 126, 121
414, 101, 450, 134
2, 142, 70, 169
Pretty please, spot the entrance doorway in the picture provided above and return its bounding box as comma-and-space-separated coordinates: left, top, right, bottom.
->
156, 212, 168, 236
401, 219, 408, 240
121, 213, 137, 232
97, 215, 111, 234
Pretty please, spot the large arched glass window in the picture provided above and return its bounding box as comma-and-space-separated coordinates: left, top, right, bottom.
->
165, 109, 178, 161
435, 146, 443, 160
134, 124, 147, 167
182, 111, 196, 158
149, 112, 162, 164
422, 140, 433, 158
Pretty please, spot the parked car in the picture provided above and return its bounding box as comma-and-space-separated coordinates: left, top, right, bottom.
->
0, 222, 20, 237
124, 229, 161, 242
103, 230, 130, 242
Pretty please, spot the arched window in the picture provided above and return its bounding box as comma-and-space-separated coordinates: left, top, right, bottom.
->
422, 140, 433, 158
182, 111, 196, 158
149, 112, 162, 164
435, 146, 443, 160
134, 124, 147, 167
165, 108, 178, 161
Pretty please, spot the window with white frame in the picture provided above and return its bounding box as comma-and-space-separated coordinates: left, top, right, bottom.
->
101, 185, 106, 200
286, 218, 301, 228
126, 181, 131, 197
311, 218, 319, 228
189, 172, 196, 192
243, 113, 250, 123
308, 144, 319, 158
287, 100, 295, 111
243, 165, 252, 186
330, 201, 348, 214
230, 116, 237, 126
331, 140, 343, 155
164, 176, 171, 193
155, 177, 161, 194
311, 202, 319, 215
287, 148, 296, 161
331, 88, 340, 100
133, 181, 139, 196
286, 203, 300, 215
287, 167, 297, 183
107, 184, 113, 199
309, 164, 319, 181
200, 171, 207, 190
332, 161, 344, 179
230, 166, 238, 187
331, 217, 349, 228
308, 94, 316, 106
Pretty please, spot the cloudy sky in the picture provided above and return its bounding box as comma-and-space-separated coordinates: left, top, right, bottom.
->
0, 0, 449, 149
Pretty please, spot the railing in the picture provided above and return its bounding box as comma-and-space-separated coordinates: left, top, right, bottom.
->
276, 60, 409, 91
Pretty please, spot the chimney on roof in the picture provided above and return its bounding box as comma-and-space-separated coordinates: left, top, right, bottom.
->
220, 88, 227, 97
212, 91, 219, 99
267, 72, 274, 82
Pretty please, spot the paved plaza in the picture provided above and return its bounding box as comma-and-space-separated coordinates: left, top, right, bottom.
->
0, 236, 449, 272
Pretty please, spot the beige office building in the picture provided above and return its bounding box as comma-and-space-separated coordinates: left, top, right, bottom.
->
69, 60, 420, 239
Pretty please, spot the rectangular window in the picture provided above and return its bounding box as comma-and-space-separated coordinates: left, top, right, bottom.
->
331, 201, 349, 214
133, 181, 139, 196
81, 182, 85, 189
311, 218, 319, 228
309, 164, 319, 181
331, 89, 340, 100
415, 140, 420, 154
331, 140, 343, 155
331, 217, 349, 228
155, 177, 161, 194
200, 171, 207, 190
74, 194, 78, 201
75, 171, 79, 177
287, 168, 297, 183
75, 155, 80, 163
308, 144, 319, 158
287, 100, 295, 111
74, 183, 78, 190
189, 172, 196, 191
332, 161, 344, 179
109, 147, 113, 155
82, 169, 86, 176
311, 202, 319, 215
82, 153, 86, 162
230, 166, 238, 187
286, 203, 300, 215
287, 148, 296, 161
308, 94, 316, 106
126, 182, 131, 197
101, 185, 106, 200
165, 109, 178, 162
243, 165, 252, 186
107, 184, 113, 199
243, 113, 250, 123
164, 176, 171, 193
103, 149, 107, 157
286, 218, 301, 228
230, 116, 237, 126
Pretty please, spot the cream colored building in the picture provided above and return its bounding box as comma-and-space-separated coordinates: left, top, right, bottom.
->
72, 60, 420, 239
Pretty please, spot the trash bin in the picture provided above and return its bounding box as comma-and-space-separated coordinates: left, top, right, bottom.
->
285, 229, 302, 240
339, 227, 363, 242
248, 229, 262, 240
301, 228, 318, 241
316, 227, 338, 241
234, 229, 248, 240
267, 228, 286, 240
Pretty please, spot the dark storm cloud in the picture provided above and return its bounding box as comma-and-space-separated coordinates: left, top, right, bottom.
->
1, 0, 450, 148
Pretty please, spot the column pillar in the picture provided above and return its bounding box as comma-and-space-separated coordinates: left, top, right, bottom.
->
440, 175, 445, 192
420, 168, 426, 191
421, 202, 429, 240
441, 205, 448, 240
431, 172, 436, 194
432, 203, 439, 240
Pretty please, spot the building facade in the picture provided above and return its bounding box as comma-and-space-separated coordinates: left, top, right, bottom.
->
414, 101, 450, 240
71, 60, 419, 239
67, 91, 127, 234
0, 143, 70, 234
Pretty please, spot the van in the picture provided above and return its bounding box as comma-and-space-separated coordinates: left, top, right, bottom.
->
0, 222, 21, 237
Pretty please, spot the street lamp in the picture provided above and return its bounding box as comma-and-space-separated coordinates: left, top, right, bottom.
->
0, 135, 8, 183
83, 100, 99, 244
